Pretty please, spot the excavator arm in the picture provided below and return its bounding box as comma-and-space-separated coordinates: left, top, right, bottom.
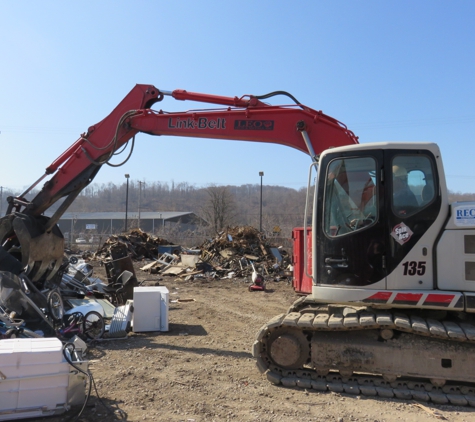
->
26, 84, 357, 217
0, 84, 358, 282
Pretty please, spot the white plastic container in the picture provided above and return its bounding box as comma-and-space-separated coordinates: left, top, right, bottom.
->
132, 286, 169, 332
0, 337, 74, 420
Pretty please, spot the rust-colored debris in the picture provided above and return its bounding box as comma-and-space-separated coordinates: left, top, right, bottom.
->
140, 226, 291, 281
87, 226, 291, 282
196, 226, 290, 278
93, 229, 171, 261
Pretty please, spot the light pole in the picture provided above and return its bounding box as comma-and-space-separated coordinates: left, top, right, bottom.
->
70, 214, 77, 247
138, 181, 145, 230
124, 174, 130, 232
259, 171, 264, 232
0, 186, 3, 216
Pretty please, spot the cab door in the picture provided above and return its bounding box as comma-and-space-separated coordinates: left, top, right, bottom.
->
316, 150, 386, 287
383, 149, 441, 289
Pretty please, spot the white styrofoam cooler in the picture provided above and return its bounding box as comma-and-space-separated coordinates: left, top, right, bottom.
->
0, 337, 85, 420
133, 286, 169, 332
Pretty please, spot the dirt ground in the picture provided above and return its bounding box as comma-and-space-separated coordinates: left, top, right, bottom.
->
45, 261, 475, 422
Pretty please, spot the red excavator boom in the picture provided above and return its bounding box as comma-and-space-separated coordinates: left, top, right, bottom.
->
17, 84, 358, 218
1, 84, 357, 282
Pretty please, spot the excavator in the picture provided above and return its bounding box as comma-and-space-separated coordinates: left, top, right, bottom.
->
1, 84, 475, 406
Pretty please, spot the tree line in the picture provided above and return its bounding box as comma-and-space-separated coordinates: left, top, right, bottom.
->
2, 182, 474, 240
70, 180, 310, 237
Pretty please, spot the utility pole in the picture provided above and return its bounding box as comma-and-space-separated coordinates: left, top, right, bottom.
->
0, 186, 3, 216
138, 181, 145, 229
124, 174, 130, 232
70, 214, 77, 247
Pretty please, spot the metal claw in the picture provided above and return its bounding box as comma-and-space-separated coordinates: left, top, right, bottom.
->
0, 214, 64, 282
14, 217, 64, 281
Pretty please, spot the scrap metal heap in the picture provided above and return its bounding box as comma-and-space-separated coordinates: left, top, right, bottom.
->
197, 226, 291, 280
93, 228, 171, 261
0, 224, 290, 345
90, 226, 291, 282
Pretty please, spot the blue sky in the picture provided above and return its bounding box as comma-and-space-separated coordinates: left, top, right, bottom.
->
1, 1, 475, 195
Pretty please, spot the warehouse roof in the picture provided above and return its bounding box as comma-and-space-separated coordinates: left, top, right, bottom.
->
48, 211, 197, 220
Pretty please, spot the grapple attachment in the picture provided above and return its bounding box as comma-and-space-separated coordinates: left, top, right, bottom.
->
0, 213, 64, 282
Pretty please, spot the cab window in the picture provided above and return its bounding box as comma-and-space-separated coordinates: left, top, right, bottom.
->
324, 157, 378, 237
391, 155, 435, 217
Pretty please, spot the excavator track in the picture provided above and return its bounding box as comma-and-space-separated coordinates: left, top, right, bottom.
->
252, 306, 475, 407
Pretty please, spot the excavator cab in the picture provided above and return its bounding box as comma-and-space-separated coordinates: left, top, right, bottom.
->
315, 143, 442, 293
255, 143, 475, 402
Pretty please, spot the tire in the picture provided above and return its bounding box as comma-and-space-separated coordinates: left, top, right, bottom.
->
47, 289, 64, 322
5, 328, 18, 338
82, 311, 105, 340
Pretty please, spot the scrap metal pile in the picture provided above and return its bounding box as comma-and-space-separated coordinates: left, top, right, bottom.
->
0, 235, 163, 420
84, 226, 292, 283
120, 226, 293, 283
197, 226, 291, 279
1, 226, 291, 343
0, 259, 125, 342
93, 228, 171, 260
0, 233, 151, 346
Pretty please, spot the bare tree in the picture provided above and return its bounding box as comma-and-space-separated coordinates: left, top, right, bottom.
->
201, 185, 237, 233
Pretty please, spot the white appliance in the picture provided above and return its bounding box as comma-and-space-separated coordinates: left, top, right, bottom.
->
108, 299, 134, 337
0, 337, 87, 420
132, 286, 169, 332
